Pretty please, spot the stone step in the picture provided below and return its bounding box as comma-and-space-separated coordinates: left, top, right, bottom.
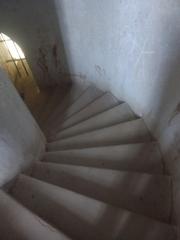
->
57, 85, 104, 121
44, 143, 163, 174
47, 119, 152, 151
0, 190, 70, 240
48, 85, 104, 136
55, 92, 120, 131
12, 175, 177, 240
45, 82, 90, 131
32, 162, 171, 222
52, 103, 137, 140
63, 85, 104, 116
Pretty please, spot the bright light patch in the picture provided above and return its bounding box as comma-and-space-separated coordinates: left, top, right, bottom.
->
0, 33, 10, 41
0, 33, 25, 59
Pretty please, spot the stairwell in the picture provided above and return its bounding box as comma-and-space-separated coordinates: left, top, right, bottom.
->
0, 82, 177, 239
1, 1, 180, 239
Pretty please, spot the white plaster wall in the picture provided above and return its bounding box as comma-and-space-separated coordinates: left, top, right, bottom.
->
0, 69, 45, 186
51, 0, 180, 128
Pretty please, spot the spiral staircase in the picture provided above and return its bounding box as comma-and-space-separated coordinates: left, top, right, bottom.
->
0, 82, 177, 239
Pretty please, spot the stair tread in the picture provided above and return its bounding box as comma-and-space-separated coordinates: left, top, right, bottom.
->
32, 161, 171, 222
57, 92, 120, 131
6, 80, 176, 240
48, 118, 152, 151
12, 175, 177, 240
48, 85, 104, 136
45, 82, 90, 131
51, 103, 137, 141
44, 142, 163, 174
0, 190, 71, 240
56, 85, 104, 121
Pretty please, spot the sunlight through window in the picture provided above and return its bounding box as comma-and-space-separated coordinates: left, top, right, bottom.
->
0, 33, 25, 59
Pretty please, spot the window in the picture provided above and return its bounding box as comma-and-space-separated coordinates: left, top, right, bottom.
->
0, 33, 25, 59
0, 32, 40, 106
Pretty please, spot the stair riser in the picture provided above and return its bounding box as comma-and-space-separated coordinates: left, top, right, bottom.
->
44, 143, 163, 174
12, 175, 177, 240
48, 119, 152, 151
0, 190, 69, 240
57, 93, 120, 131
49, 86, 104, 136
32, 162, 171, 222
45, 83, 90, 132
51, 103, 137, 141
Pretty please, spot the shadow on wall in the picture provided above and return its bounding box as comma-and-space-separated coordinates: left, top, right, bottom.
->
32, 0, 87, 86
34, 0, 71, 85
0, 0, 84, 86
147, 26, 180, 175
144, 14, 180, 234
